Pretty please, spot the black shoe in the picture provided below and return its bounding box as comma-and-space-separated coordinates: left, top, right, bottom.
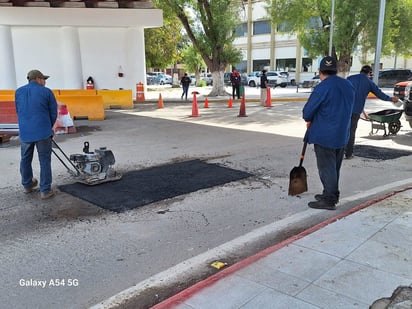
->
314, 194, 324, 201
308, 200, 336, 210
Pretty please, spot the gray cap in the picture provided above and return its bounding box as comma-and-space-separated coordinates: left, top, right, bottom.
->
27, 69, 49, 81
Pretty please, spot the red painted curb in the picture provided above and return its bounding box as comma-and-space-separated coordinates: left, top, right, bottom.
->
151, 187, 412, 309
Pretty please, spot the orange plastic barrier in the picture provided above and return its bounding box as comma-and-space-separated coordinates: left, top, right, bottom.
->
58, 89, 98, 96
0, 90, 15, 96
97, 89, 133, 109
55, 95, 104, 121
136, 82, 145, 102
0, 101, 18, 124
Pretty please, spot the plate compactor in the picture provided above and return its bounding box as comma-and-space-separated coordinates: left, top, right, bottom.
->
52, 139, 122, 185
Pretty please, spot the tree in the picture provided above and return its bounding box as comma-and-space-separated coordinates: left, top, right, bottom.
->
268, 0, 412, 74
161, 0, 243, 96
145, 1, 183, 69
181, 45, 206, 86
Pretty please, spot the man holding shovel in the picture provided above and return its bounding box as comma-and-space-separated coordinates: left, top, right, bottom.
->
302, 56, 354, 210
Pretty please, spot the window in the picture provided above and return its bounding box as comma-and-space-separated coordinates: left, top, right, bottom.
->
253, 60, 270, 72
277, 21, 293, 33
235, 23, 247, 37
233, 61, 247, 72
253, 20, 271, 35
305, 17, 322, 29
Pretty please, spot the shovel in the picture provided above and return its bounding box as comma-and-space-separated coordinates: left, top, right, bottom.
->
288, 134, 308, 196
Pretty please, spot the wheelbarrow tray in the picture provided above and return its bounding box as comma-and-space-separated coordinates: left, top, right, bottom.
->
366, 109, 403, 136
368, 109, 403, 123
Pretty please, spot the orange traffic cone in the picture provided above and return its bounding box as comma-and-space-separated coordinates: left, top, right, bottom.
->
158, 93, 164, 109
204, 97, 209, 108
53, 104, 76, 134
265, 87, 272, 107
228, 97, 233, 108
238, 92, 247, 117
191, 91, 199, 117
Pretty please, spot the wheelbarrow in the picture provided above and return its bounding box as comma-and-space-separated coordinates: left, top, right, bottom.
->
364, 109, 403, 136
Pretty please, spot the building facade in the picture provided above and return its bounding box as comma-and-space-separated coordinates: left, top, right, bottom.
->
0, 0, 162, 96
234, 0, 411, 83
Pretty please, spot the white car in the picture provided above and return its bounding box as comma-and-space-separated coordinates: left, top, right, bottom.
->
247, 71, 261, 87
267, 71, 288, 88
189, 75, 196, 86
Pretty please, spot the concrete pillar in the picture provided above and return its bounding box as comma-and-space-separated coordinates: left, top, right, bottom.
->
270, 24, 276, 71
246, 0, 252, 73
125, 26, 146, 98
0, 25, 17, 89
60, 26, 83, 88
295, 40, 302, 83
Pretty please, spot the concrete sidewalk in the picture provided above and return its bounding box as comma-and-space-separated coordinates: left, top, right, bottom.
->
152, 189, 412, 309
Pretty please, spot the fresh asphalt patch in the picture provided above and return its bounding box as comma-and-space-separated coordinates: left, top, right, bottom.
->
353, 144, 412, 160
58, 159, 252, 212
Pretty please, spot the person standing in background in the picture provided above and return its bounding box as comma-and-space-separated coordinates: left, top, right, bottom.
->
15, 69, 58, 199
180, 73, 192, 100
260, 69, 268, 106
230, 68, 241, 99
345, 65, 399, 159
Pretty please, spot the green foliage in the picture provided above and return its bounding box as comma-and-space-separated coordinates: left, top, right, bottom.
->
144, 0, 183, 69
181, 45, 205, 74
162, 0, 243, 72
268, 0, 412, 72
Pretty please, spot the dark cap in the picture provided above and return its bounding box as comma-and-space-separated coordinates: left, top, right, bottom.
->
319, 56, 337, 72
27, 70, 49, 81
361, 65, 373, 74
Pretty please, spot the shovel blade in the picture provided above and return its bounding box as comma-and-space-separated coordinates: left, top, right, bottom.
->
288, 166, 308, 196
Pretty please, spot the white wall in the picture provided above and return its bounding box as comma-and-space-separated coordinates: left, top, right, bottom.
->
12, 27, 63, 89
0, 7, 162, 97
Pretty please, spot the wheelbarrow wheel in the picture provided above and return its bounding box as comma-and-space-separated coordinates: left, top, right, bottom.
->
388, 121, 401, 135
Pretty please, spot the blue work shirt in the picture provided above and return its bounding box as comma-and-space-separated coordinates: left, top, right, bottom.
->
347, 73, 391, 114
15, 81, 58, 143
303, 75, 354, 149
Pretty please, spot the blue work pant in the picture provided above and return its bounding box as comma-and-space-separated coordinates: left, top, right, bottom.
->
20, 137, 52, 194
345, 113, 360, 158
314, 144, 344, 204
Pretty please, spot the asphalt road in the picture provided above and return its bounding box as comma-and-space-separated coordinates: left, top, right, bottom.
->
1, 88, 412, 308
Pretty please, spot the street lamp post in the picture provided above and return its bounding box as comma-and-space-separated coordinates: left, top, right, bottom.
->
329, 0, 335, 56
373, 0, 386, 84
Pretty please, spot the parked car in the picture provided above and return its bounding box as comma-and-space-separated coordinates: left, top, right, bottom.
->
224, 72, 231, 85
146, 74, 155, 85
393, 80, 412, 128
155, 74, 172, 85
200, 73, 213, 86
378, 69, 412, 88
223, 72, 248, 86
267, 71, 288, 88
147, 72, 163, 78
247, 71, 261, 87
189, 75, 196, 86
279, 71, 296, 85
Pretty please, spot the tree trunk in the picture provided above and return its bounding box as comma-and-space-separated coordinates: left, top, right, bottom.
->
337, 53, 352, 77
208, 71, 229, 96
